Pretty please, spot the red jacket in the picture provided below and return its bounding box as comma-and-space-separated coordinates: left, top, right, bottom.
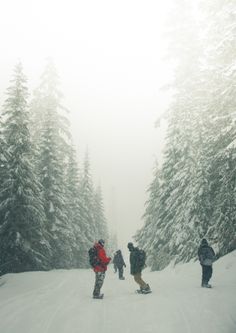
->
93, 243, 111, 273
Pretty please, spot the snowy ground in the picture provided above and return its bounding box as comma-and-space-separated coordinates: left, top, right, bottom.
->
0, 251, 235, 333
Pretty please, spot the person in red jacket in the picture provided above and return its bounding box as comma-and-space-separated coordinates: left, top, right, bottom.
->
92, 239, 111, 299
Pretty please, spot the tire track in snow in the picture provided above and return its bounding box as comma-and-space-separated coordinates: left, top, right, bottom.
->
0, 272, 74, 333
0, 275, 59, 309
29, 271, 89, 333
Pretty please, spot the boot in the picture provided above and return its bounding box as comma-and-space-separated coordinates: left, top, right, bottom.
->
141, 284, 151, 294
201, 280, 207, 287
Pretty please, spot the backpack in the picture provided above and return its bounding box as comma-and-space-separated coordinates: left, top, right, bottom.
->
137, 249, 146, 267
88, 246, 99, 267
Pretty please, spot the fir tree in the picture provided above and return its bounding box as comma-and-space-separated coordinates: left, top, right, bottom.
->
65, 146, 85, 267
31, 60, 73, 268
150, 0, 204, 268
135, 163, 167, 270
94, 185, 109, 241
136, 0, 236, 269
0, 63, 51, 274
0, 116, 9, 229
79, 150, 97, 244
201, 0, 236, 254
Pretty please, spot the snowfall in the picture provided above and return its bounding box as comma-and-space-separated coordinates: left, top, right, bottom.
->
0, 251, 235, 333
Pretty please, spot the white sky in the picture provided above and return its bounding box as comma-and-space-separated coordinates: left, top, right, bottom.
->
0, 0, 173, 248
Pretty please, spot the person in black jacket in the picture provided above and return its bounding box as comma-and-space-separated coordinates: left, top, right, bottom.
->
198, 238, 216, 288
113, 250, 126, 280
127, 242, 151, 294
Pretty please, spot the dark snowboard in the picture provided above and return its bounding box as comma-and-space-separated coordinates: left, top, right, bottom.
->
136, 289, 152, 295
93, 294, 104, 299
202, 284, 212, 289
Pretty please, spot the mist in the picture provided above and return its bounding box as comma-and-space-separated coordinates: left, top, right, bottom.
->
0, 0, 172, 248
0, 2, 235, 331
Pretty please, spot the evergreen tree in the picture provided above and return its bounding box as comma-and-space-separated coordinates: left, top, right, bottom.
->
147, 1, 204, 268
135, 163, 168, 270
65, 146, 85, 267
201, 0, 236, 254
137, 0, 236, 270
78, 151, 111, 266
0, 116, 9, 229
79, 151, 97, 245
0, 63, 51, 274
31, 60, 73, 268
94, 185, 109, 241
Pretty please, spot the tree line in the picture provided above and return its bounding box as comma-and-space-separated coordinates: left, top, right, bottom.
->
0, 60, 109, 275
135, 0, 236, 270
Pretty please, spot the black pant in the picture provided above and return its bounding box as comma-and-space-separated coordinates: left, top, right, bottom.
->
201, 265, 213, 284
93, 272, 105, 296
117, 266, 124, 279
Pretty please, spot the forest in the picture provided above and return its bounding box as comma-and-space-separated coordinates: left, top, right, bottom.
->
135, 0, 236, 270
0, 61, 114, 275
0, 0, 235, 275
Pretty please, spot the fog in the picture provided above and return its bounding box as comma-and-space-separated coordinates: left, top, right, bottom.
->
0, 0, 173, 248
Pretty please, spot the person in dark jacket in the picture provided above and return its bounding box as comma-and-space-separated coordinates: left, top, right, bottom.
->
113, 250, 126, 280
127, 242, 151, 294
198, 238, 216, 288
92, 239, 111, 298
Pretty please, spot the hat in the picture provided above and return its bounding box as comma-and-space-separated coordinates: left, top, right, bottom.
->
98, 239, 105, 246
127, 242, 134, 249
201, 238, 208, 245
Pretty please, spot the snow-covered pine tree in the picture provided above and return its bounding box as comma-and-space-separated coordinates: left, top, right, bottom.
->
65, 146, 86, 268
137, 0, 236, 270
0, 116, 9, 229
144, 1, 204, 268
200, 0, 236, 255
135, 163, 167, 270
31, 60, 73, 269
94, 185, 109, 242
79, 151, 97, 253
0, 63, 51, 274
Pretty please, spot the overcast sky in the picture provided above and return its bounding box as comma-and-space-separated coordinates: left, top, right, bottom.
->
0, 0, 173, 249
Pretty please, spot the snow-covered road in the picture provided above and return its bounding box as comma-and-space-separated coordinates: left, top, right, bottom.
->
0, 251, 235, 333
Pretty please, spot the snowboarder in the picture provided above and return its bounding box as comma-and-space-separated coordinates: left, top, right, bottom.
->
91, 239, 111, 299
113, 250, 126, 280
127, 242, 151, 294
198, 238, 216, 288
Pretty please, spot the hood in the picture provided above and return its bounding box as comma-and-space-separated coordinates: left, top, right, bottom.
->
201, 239, 208, 246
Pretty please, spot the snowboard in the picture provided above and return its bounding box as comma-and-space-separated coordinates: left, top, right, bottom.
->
201, 283, 212, 288
136, 289, 152, 295
93, 293, 104, 299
